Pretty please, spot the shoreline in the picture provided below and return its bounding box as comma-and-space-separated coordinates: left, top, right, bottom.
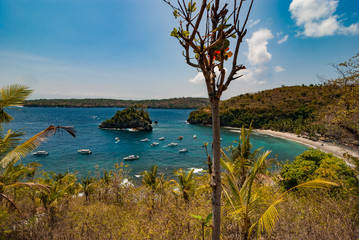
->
254, 129, 359, 160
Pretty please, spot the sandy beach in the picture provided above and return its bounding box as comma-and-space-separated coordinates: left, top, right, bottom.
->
255, 129, 359, 160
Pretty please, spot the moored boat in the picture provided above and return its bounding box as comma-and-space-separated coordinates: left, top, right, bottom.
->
78, 149, 92, 154
158, 137, 165, 141
167, 142, 178, 147
178, 148, 188, 153
140, 138, 150, 142
33, 151, 49, 156
151, 142, 160, 146
123, 155, 140, 161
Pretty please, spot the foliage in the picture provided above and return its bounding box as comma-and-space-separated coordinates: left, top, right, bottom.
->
0, 84, 76, 219
280, 149, 358, 190
171, 168, 197, 202
99, 105, 152, 130
24, 97, 209, 109
222, 130, 338, 239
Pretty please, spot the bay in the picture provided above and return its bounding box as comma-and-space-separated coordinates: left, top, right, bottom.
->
4, 108, 308, 178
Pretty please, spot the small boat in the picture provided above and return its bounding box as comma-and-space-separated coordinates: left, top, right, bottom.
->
193, 135, 197, 139
33, 151, 49, 156
158, 137, 165, 141
78, 149, 92, 154
140, 138, 150, 142
151, 142, 160, 146
167, 143, 178, 147
123, 155, 140, 161
115, 137, 120, 143
178, 148, 188, 153
178, 136, 183, 140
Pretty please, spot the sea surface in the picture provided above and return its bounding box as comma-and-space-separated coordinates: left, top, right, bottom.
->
5, 108, 308, 178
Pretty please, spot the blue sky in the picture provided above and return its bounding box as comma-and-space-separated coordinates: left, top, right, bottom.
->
0, 0, 358, 100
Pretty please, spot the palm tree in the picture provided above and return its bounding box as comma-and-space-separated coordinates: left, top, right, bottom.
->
81, 172, 97, 202
0, 84, 76, 217
221, 123, 262, 190
171, 168, 197, 202
222, 136, 338, 239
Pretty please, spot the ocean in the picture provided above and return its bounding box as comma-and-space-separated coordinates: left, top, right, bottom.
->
4, 108, 308, 178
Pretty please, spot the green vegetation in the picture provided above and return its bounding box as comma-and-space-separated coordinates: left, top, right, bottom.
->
99, 105, 153, 131
188, 53, 359, 148
280, 149, 358, 190
2, 124, 357, 239
24, 97, 208, 109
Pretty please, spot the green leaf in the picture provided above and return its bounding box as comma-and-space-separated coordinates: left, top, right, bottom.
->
182, 30, 190, 37
170, 28, 178, 37
206, 3, 211, 10
173, 10, 179, 18
231, 34, 237, 38
191, 214, 204, 221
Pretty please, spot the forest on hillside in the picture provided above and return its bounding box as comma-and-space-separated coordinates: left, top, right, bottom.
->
24, 97, 208, 109
188, 54, 359, 148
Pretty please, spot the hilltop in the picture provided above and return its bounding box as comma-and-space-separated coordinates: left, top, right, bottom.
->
24, 97, 208, 109
188, 83, 359, 148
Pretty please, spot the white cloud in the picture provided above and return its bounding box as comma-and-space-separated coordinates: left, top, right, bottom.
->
274, 66, 285, 72
189, 72, 205, 84
248, 19, 261, 28
189, 67, 226, 84
289, 0, 359, 37
278, 35, 288, 44
240, 67, 267, 85
246, 29, 273, 65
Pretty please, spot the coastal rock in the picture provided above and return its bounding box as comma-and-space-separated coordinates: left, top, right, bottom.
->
99, 105, 152, 131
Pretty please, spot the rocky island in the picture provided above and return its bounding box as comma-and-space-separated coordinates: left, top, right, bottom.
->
99, 105, 152, 131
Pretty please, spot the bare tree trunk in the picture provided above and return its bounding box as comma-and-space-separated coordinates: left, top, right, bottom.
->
211, 99, 221, 240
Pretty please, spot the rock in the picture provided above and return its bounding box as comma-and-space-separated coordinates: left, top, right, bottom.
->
99, 105, 152, 131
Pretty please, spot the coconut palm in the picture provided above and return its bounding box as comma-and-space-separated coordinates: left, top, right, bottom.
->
171, 168, 196, 202
221, 123, 262, 190
0, 84, 76, 217
222, 148, 338, 239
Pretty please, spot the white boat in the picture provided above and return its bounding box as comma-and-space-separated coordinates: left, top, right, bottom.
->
151, 142, 159, 146
178, 148, 188, 153
167, 142, 178, 147
140, 138, 150, 142
33, 151, 48, 156
158, 137, 165, 141
123, 155, 140, 161
78, 149, 92, 154
193, 135, 197, 139
115, 137, 120, 143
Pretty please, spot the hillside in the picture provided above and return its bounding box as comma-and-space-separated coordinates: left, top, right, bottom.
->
188, 83, 359, 148
24, 97, 208, 109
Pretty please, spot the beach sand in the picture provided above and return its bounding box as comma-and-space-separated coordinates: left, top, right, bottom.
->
255, 129, 359, 160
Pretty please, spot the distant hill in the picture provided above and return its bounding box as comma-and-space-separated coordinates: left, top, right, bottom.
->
188, 84, 359, 148
24, 97, 208, 109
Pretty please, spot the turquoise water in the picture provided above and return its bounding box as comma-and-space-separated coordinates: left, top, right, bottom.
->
5, 108, 308, 177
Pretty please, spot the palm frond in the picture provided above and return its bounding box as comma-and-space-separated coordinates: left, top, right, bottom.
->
0, 84, 32, 108
1, 125, 76, 168
241, 151, 271, 204
0, 192, 24, 218
0, 84, 32, 123
9, 182, 51, 191
0, 129, 25, 157
251, 198, 284, 238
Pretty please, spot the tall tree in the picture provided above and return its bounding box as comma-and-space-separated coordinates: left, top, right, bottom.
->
164, 1, 254, 238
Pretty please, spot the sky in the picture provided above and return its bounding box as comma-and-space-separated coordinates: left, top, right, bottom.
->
0, 0, 358, 100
